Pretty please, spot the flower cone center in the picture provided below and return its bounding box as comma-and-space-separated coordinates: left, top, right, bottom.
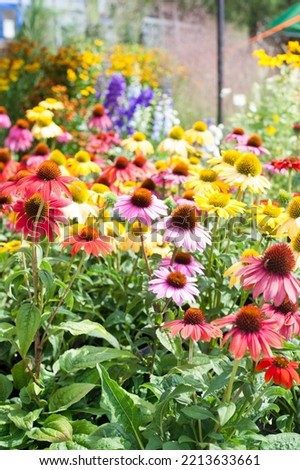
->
222, 150, 241, 165
33, 143, 50, 156
171, 205, 196, 230
184, 307, 205, 324
232, 127, 245, 135
24, 194, 48, 219
235, 154, 261, 176
16, 119, 29, 129
93, 104, 105, 117
0, 148, 11, 163
273, 356, 289, 368
79, 227, 98, 241
247, 134, 263, 147
182, 190, 195, 201
115, 156, 129, 169
131, 188, 152, 208
287, 197, 300, 219
133, 155, 146, 167
236, 305, 263, 333
292, 232, 300, 253
75, 151, 91, 163
37, 161, 61, 180
169, 126, 184, 140
275, 298, 298, 315
167, 271, 187, 288
70, 181, 89, 203
199, 169, 217, 182
173, 162, 189, 176
174, 252, 192, 265
141, 178, 156, 191
193, 121, 207, 132
263, 243, 295, 275
133, 132, 146, 141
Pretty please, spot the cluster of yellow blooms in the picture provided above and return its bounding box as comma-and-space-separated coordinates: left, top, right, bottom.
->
254, 41, 300, 68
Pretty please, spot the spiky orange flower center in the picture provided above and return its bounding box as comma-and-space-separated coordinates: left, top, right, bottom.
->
36, 161, 61, 180
247, 134, 263, 147
166, 271, 187, 288
92, 104, 105, 117
131, 188, 152, 208
115, 156, 129, 169
0, 194, 12, 205
182, 190, 195, 201
79, 227, 99, 241
173, 162, 189, 176
235, 305, 263, 333
199, 169, 218, 182
291, 232, 300, 253
96, 176, 110, 187
263, 243, 295, 275
232, 127, 245, 135
24, 194, 49, 219
133, 132, 146, 141
273, 356, 290, 368
133, 155, 146, 167
193, 121, 207, 132
235, 154, 262, 176
174, 252, 192, 265
274, 298, 298, 315
171, 205, 196, 230
141, 178, 156, 191
0, 148, 11, 163
16, 119, 29, 129
169, 126, 185, 140
287, 197, 300, 219
184, 307, 205, 324
33, 143, 50, 155
0, 106, 7, 114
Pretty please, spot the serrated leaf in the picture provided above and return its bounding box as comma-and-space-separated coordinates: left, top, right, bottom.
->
27, 415, 72, 443
97, 365, 144, 449
49, 383, 95, 412
16, 303, 41, 355
0, 374, 13, 400
217, 403, 236, 426
54, 346, 136, 374
58, 320, 119, 348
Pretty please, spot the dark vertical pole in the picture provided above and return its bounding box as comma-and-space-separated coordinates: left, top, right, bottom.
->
217, 0, 225, 124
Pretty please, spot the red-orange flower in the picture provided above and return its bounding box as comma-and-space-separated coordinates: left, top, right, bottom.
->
63, 226, 113, 257
256, 356, 300, 389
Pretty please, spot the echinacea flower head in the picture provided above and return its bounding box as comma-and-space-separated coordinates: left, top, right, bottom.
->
256, 356, 300, 389
214, 305, 283, 361
236, 134, 270, 156
270, 157, 300, 173
101, 156, 136, 184
63, 180, 99, 224
224, 248, 259, 287
162, 307, 222, 341
162, 204, 211, 252
186, 168, 229, 193
253, 200, 286, 235
66, 150, 100, 176
114, 188, 167, 226
208, 149, 242, 169
63, 225, 113, 257
88, 104, 112, 130
237, 243, 300, 306
16, 161, 75, 199
219, 153, 271, 194
0, 240, 22, 253
122, 132, 154, 155
13, 192, 69, 241
148, 267, 199, 306
225, 127, 248, 144
262, 298, 300, 340
277, 196, 300, 238
290, 230, 300, 268
118, 220, 152, 254
195, 191, 245, 219
5, 119, 33, 152
184, 121, 214, 146
38, 97, 64, 110
161, 251, 204, 276
157, 126, 193, 158
0, 106, 11, 128
164, 161, 190, 185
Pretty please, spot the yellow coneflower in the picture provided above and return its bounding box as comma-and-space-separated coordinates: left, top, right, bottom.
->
185, 168, 229, 193
277, 196, 300, 238
122, 132, 154, 155
185, 121, 214, 146
195, 191, 245, 219
63, 181, 99, 224
66, 151, 100, 176
253, 200, 286, 236
157, 126, 193, 158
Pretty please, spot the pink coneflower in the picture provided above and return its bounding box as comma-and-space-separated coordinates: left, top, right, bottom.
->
0, 148, 18, 182
88, 104, 112, 130
101, 156, 136, 184
162, 307, 222, 341
87, 131, 121, 154
161, 204, 211, 252
16, 161, 75, 199
57, 126, 73, 143
5, 119, 34, 152
151, 170, 170, 186
161, 251, 204, 276
214, 305, 283, 361
63, 226, 113, 257
164, 162, 190, 185
115, 188, 167, 226
236, 134, 270, 156
13, 192, 69, 241
256, 356, 300, 389
132, 154, 155, 178
26, 143, 50, 169
148, 267, 199, 306
0, 169, 32, 196
237, 243, 300, 306
262, 298, 300, 340
225, 127, 248, 144
174, 190, 197, 207
0, 106, 11, 128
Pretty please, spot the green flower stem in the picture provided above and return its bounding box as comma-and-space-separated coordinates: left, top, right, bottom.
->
188, 339, 194, 364
207, 217, 219, 276
224, 359, 240, 403
32, 243, 42, 377
138, 221, 151, 277
41, 252, 86, 347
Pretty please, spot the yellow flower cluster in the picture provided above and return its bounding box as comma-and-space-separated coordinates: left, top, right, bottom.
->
254, 41, 300, 68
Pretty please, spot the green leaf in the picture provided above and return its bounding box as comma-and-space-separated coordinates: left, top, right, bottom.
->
54, 346, 136, 374
217, 403, 236, 426
97, 365, 144, 450
16, 303, 41, 356
156, 329, 183, 358
262, 433, 300, 450
8, 409, 42, 431
182, 405, 216, 421
11, 360, 31, 390
58, 320, 119, 348
0, 374, 13, 400
0, 322, 15, 342
27, 415, 72, 443
49, 383, 95, 412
